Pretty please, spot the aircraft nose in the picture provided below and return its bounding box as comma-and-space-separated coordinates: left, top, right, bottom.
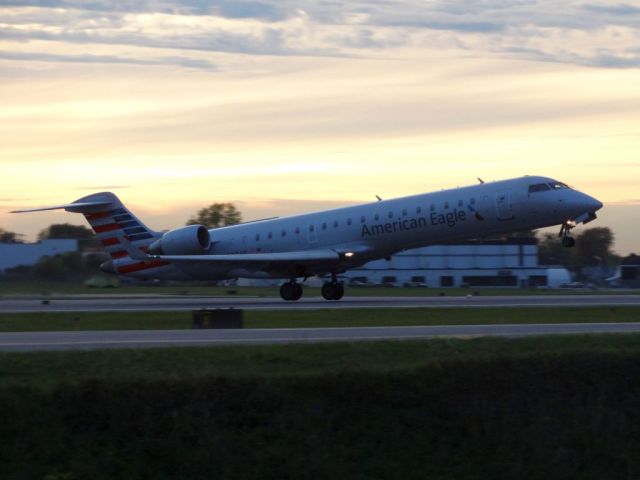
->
573, 192, 603, 214
585, 195, 603, 212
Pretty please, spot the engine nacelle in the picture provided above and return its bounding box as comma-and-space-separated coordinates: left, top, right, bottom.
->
147, 225, 211, 255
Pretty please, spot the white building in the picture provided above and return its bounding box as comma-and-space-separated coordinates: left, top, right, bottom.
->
341, 239, 562, 288
237, 239, 570, 288
0, 239, 78, 273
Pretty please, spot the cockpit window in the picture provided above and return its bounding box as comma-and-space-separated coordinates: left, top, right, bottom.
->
549, 182, 569, 190
528, 183, 551, 193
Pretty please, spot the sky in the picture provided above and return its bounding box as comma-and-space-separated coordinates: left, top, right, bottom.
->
1, 0, 639, 254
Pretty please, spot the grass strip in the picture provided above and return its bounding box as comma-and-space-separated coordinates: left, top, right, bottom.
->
0, 306, 638, 332
2, 334, 640, 390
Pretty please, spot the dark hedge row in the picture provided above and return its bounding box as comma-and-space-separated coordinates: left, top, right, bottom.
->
2, 352, 640, 480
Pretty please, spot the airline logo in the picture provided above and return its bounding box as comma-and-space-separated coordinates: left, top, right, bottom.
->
83, 207, 169, 273
361, 204, 482, 238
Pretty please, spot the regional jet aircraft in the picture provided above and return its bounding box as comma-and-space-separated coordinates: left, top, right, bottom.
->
12, 176, 602, 301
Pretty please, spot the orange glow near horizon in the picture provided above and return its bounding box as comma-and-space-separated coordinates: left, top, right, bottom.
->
1, 4, 639, 254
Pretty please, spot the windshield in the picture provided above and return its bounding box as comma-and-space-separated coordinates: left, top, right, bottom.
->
529, 181, 571, 194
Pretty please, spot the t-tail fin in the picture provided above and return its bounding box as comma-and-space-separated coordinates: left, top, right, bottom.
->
12, 192, 161, 262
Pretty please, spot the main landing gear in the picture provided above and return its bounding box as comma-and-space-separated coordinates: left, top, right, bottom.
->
559, 221, 576, 248
280, 280, 303, 301
321, 274, 344, 301
279, 275, 345, 301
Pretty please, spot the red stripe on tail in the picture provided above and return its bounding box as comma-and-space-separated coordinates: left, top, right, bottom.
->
101, 238, 120, 246
84, 211, 111, 221
94, 223, 120, 234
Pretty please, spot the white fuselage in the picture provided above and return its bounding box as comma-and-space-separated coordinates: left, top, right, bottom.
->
157, 175, 601, 281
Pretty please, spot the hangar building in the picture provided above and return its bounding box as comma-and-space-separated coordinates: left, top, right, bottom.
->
0, 239, 78, 273
341, 238, 568, 288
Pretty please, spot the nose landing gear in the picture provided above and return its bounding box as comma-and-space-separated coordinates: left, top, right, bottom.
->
559, 221, 576, 248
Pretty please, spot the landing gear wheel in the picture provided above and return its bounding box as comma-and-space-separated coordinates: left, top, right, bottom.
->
321, 282, 344, 301
562, 236, 576, 248
280, 281, 303, 301
292, 282, 303, 301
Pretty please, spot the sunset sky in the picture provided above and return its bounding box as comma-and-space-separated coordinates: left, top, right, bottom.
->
1, 1, 639, 254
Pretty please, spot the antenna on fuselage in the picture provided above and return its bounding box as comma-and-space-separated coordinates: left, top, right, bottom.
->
477, 177, 485, 184
375, 195, 382, 202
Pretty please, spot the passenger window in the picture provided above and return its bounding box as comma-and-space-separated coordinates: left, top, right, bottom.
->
295, 227, 300, 234
268, 232, 272, 239
333, 220, 338, 228
402, 209, 407, 216
281, 230, 286, 237
470, 198, 476, 205
361, 216, 366, 223
322, 222, 327, 230
374, 214, 380, 221
347, 218, 352, 226
416, 207, 421, 214
458, 200, 463, 207
255, 234, 260, 241
444, 202, 449, 209
430, 205, 435, 212
309, 225, 315, 232
388, 211, 393, 219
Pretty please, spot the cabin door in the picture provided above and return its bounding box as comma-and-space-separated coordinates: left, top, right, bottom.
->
495, 192, 514, 221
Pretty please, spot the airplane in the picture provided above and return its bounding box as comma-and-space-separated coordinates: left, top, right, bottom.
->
12, 175, 602, 301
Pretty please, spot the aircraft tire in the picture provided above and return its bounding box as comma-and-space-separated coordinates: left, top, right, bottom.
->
322, 282, 344, 301
292, 283, 303, 301
280, 282, 303, 301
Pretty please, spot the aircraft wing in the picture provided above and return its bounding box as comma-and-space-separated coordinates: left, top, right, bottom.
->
118, 236, 371, 276
153, 249, 341, 264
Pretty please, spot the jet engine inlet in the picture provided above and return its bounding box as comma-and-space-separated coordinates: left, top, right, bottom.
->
148, 224, 211, 255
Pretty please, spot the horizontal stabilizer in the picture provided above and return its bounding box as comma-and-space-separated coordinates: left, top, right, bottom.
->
11, 200, 112, 214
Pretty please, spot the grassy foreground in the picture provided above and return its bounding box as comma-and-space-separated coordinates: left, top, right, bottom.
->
2, 336, 640, 479
0, 306, 638, 332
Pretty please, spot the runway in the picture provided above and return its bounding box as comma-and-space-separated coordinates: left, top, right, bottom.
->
1, 294, 640, 313
2, 322, 640, 351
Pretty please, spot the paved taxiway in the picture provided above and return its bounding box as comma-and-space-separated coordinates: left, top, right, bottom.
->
1, 294, 640, 313
2, 323, 640, 351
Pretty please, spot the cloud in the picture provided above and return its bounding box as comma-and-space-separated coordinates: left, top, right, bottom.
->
0, 50, 217, 70
583, 3, 640, 16
2, 1, 640, 71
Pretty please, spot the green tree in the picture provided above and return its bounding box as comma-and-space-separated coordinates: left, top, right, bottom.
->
33, 252, 86, 281
0, 228, 24, 243
622, 253, 640, 265
538, 227, 615, 271
38, 223, 94, 241
38, 223, 96, 249
537, 232, 576, 267
574, 227, 615, 267
187, 203, 242, 229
